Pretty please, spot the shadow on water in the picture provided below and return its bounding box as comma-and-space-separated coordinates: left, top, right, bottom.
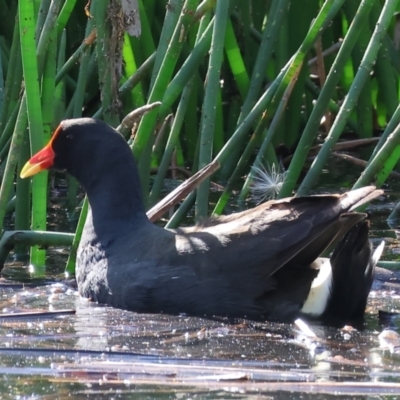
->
2, 160, 400, 398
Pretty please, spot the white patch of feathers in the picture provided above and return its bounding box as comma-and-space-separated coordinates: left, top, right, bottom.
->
372, 241, 385, 266
301, 241, 385, 316
301, 258, 332, 316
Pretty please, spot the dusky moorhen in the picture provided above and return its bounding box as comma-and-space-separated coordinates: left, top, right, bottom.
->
20, 118, 384, 322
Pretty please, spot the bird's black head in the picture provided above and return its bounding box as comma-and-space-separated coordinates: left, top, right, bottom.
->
21, 117, 146, 222
21, 118, 134, 184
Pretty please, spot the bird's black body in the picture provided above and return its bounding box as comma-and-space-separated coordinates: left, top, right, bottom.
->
27, 118, 383, 322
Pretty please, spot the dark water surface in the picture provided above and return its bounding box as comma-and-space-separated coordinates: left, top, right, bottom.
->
1, 165, 400, 398
0, 281, 400, 399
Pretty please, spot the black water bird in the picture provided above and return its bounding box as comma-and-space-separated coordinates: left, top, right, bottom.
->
20, 118, 384, 322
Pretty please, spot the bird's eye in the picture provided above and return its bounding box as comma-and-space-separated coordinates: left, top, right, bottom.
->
66, 134, 73, 140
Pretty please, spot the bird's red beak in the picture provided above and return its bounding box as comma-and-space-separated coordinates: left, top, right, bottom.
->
20, 125, 61, 178
20, 142, 54, 178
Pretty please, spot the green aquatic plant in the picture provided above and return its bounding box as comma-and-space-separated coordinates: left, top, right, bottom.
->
0, 0, 399, 274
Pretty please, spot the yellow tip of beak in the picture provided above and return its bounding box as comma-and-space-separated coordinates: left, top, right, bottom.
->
20, 142, 55, 178
20, 161, 45, 179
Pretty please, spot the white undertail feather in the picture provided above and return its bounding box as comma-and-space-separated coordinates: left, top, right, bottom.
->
372, 241, 385, 267
301, 258, 332, 316
301, 241, 385, 317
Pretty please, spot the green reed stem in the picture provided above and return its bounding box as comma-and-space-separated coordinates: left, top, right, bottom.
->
165, 191, 196, 229
214, 0, 345, 212
54, 29, 66, 121
132, 0, 198, 176
66, 17, 95, 213
304, 78, 359, 132
0, 18, 22, 135
195, 0, 229, 220
15, 130, 30, 257
0, 37, 9, 77
65, 198, 88, 275
36, 0, 63, 75
0, 48, 3, 120
55, 29, 96, 86
224, 18, 249, 99
35, 0, 51, 45
149, 77, 193, 206
56, 0, 78, 34
239, 77, 298, 202
0, 0, 14, 40
283, 0, 319, 149
41, 30, 56, 133
370, 102, 400, 160
0, 97, 27, 238
297, 0, 398, 195
93, 52, 156, 119
122, 32, 145, 108
149, 13, 211, 206
157, 18, 214, 119
219, 0, 289, 181
279, 0, 375, 198
344, 0, 373, 143
371, 1, 398, 119
19, 0, 47, 269
0, 231, 74, 269
149, 0, 184, 89
0, 100, 20, 153
353, 121, 400, 190
238, 0, 290, 125
195, 0, 216, 20
136, 0, 156, 61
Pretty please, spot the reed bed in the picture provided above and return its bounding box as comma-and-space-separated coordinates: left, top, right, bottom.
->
0, 0, 399, 272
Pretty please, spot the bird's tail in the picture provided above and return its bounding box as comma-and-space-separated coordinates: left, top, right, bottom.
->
323, 220, 384, 322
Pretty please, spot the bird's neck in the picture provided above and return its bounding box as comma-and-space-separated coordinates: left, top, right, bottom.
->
80, 160, 149, 238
